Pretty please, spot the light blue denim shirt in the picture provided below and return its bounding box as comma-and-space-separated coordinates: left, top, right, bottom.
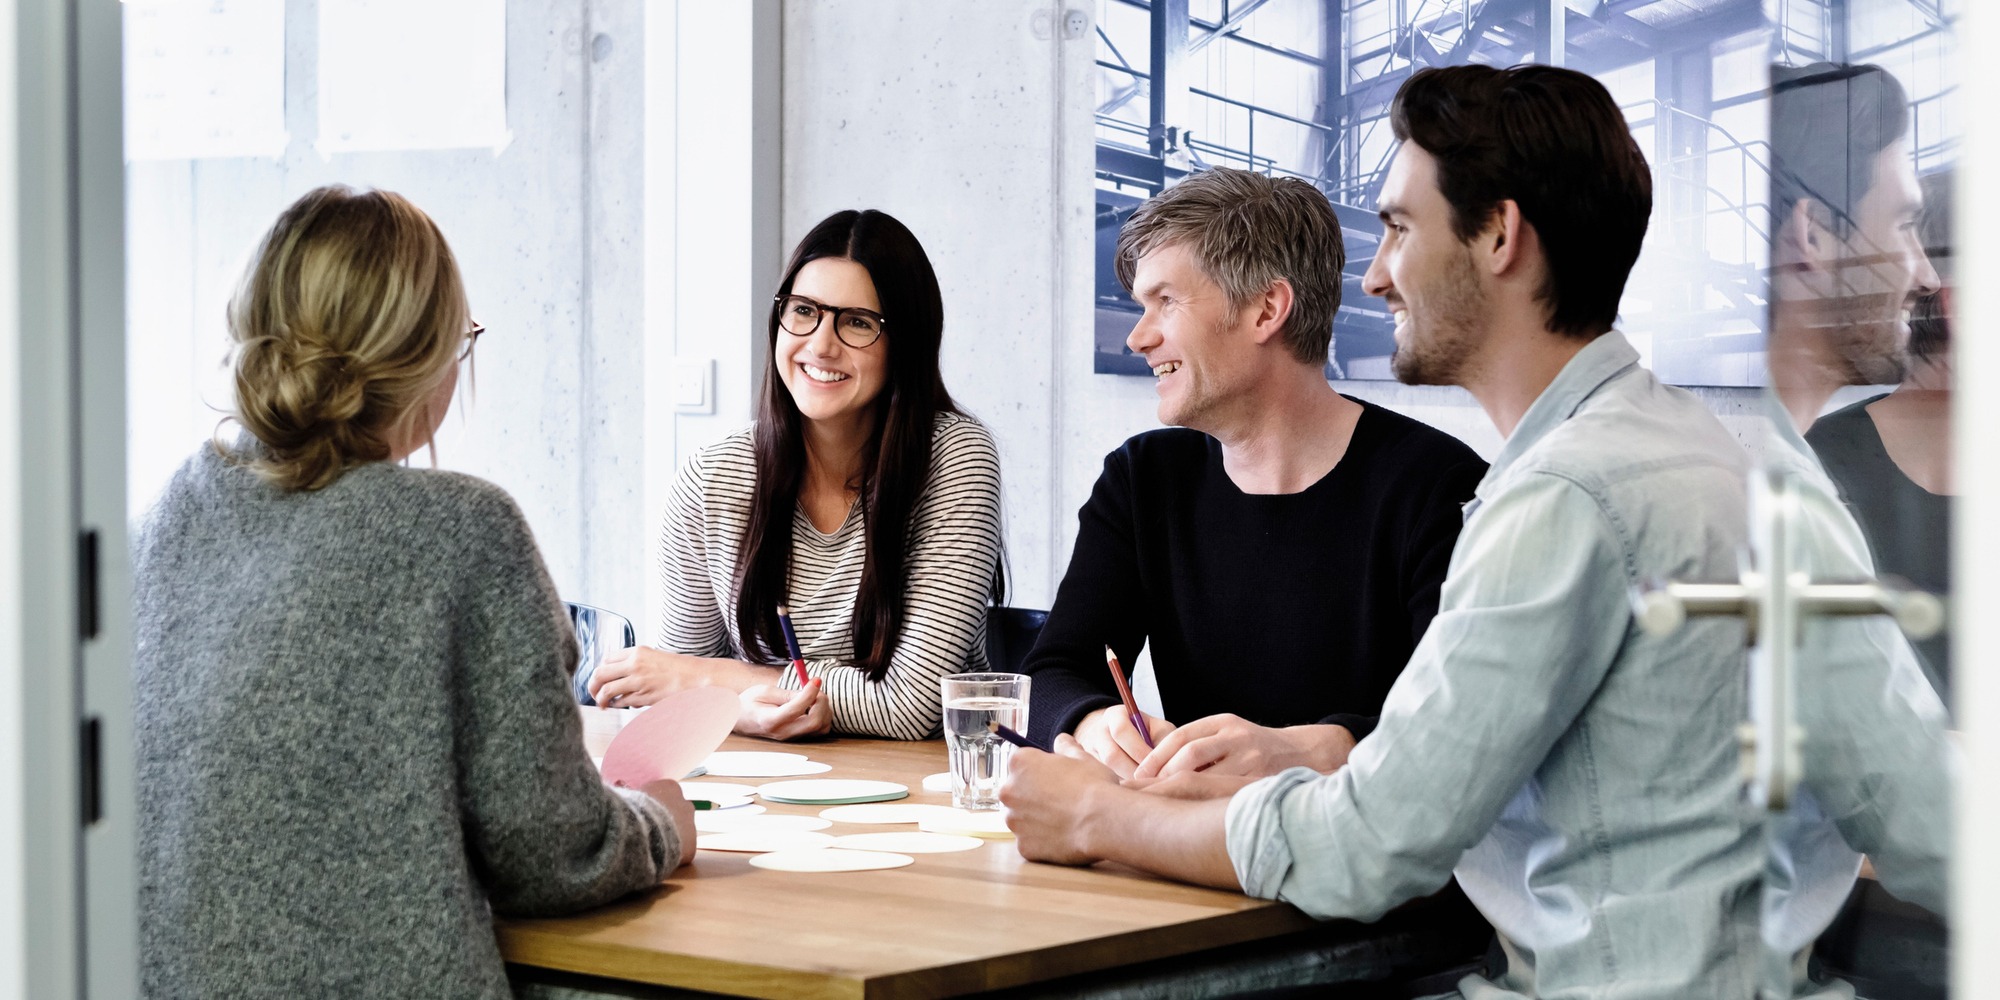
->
1225, 332, 1777, 999
1760, 397, 1952, 927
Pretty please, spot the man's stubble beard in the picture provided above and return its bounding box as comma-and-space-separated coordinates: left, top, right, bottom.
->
1391, 245, 1487, 388
1825, 289, 1911, 387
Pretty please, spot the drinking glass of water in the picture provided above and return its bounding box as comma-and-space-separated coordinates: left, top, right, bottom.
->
940, 673, 1030, 811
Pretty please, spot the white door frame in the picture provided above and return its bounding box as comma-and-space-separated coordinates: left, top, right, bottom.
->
1956, 4, 1999, 994
5, 0, 134, 996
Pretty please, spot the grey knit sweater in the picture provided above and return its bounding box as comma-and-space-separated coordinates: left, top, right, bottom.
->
135, 445, 680, 999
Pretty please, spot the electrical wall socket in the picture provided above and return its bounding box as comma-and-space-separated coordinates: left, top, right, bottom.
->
671, 357, 714, 414
1032, 8, 1089, 41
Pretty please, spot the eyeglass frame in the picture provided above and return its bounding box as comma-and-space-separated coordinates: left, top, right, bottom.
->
458, 320, 485, 362
772, 293, 888, 349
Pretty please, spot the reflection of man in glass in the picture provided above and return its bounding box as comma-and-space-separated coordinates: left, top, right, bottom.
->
1763, 60, 1953, 996
1806, 168, 1955, 707
1768, 63, 1941, 432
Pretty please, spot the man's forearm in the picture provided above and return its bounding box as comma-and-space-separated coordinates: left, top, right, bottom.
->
1079, 784, 1241, 890
1293, 724, 1357, 772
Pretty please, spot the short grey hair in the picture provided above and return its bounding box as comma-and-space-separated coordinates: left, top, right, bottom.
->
1114, 168, 1346, 366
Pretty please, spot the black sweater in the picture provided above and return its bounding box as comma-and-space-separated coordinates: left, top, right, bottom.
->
1023, 400, 1486, 747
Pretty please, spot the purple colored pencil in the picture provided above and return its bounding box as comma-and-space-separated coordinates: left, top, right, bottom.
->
776, 604, 809, 686
987, 720, 1049, 752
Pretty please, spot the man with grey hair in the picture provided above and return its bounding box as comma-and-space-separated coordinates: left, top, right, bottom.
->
1021, 166, 1485, 781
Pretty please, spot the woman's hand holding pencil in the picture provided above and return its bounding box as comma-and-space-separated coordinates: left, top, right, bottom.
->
737, 679, 831, 741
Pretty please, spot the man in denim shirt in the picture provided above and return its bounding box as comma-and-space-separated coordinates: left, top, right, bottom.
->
1003, 66, 1777, 998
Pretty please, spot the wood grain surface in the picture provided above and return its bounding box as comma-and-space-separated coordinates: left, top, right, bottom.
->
498, 709, 1319, 1000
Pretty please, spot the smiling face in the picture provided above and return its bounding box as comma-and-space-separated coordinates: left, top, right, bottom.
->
776, 257, 890, 434
1363, 144, 1489, 388
1818, 140, 1942, 385
1124, 242, 1256, 431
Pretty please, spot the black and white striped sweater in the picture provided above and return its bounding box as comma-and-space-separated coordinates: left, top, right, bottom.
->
657, 413, 1004, 739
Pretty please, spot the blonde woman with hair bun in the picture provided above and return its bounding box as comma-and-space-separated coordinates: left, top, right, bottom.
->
134, 185, 695, 1000
222, 184, 468, 488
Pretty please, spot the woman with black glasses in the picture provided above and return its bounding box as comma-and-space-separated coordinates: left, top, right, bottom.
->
586, 209, 1004, 740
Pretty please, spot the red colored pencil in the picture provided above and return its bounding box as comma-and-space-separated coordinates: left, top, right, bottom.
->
1104, 645, 1155, 748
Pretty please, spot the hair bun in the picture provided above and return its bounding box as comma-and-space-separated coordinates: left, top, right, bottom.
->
230, 329, 388, 490
237, 331, 371, 440
221, 185, 468, 491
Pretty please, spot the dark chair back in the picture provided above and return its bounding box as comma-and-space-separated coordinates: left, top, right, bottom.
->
566, 602, 637, 706
984, 606, 1049, 675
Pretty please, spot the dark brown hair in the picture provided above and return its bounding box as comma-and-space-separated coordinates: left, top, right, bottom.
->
733, 210, 992, 680
1113, 167, 1346, 366
1770, 62, 1910, 239
1390, 64, 1652, 339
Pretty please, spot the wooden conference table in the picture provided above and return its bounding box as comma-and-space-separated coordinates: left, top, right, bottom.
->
497, 709, 1488, 1000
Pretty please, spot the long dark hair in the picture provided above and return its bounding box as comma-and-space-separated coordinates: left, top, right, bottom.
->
733, 209, 970, 681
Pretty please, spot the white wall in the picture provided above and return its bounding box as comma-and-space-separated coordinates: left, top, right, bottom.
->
641, 0, 780, 643
781, 2, 1767, 609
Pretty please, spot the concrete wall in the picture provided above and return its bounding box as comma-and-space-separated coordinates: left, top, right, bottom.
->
782, 1, 1073, 607
127, 0, 651, 617
781, 2, 1766, 609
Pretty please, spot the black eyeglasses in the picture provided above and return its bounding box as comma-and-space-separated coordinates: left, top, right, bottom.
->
458, 320, 485, 362
774, 294, 886, 349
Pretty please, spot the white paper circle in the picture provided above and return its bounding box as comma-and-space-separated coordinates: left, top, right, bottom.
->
918, 808, 1015, 839
749, 848, 915, 872
680, 781, 761, 800
695, 830, 836, 854
755, 779, 908, 804
817, 803, 963, 825
694, 811, 830, 834
831, 832, 983, 854
921, 772, 953, 793
700, 752, 834, 778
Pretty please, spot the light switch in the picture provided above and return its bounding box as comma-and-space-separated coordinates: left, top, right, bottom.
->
672, 357, 714, 414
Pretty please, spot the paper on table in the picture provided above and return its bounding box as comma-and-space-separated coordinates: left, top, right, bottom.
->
756, 779, 908, 805
700, 751, 833, 778
598, 687, 739, 790
817, 803, 961, 826
831, 832, 982, 855
918, 808, 1015, 839
696, 830, 836, 854
749, 848, 914, 873
678, 782, 760, 806
695, 812, 829, 834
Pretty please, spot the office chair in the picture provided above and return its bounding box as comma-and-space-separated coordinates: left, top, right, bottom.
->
565, 601, 637, 706
984, 605, 1050, 675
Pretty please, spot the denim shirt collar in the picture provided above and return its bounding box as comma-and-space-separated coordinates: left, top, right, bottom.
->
1760, 388, 1828, 479
1474, 330, 1641, 502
